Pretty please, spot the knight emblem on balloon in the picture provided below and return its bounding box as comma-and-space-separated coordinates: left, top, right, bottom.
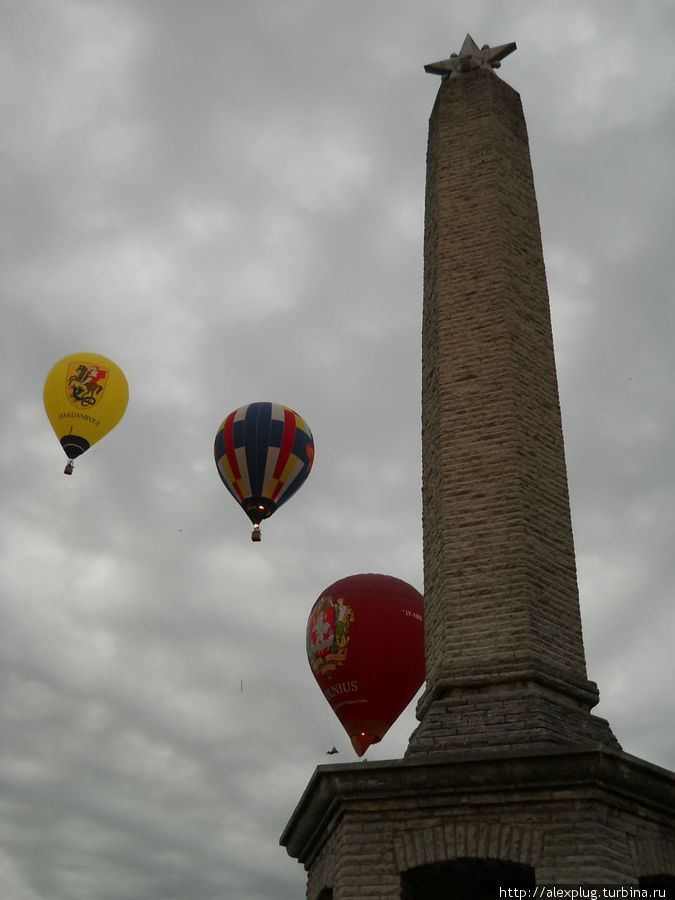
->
307, 594, 355, 678
66, 361, 110, 408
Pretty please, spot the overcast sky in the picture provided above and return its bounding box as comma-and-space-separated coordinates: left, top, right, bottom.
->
1, 1, 673, 898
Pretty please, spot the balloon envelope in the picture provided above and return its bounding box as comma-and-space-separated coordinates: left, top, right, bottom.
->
43, 353, 128, 469
214, 402, 314, 538
306, 574, 425, 756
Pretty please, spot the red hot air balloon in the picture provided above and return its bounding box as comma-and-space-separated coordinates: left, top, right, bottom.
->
306, 574, 424, 757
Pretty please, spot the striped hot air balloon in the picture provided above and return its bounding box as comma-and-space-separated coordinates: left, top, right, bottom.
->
214, 402, 314, 541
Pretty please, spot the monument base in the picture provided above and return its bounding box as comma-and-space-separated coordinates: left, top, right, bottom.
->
281, 746, 675, 898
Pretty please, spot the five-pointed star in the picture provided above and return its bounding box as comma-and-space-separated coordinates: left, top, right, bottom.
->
424, 33, 517, 77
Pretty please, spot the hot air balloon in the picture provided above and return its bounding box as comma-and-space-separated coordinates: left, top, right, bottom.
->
306, 574, 424, 756
43, 353, 129, 474
214, 401, 314, 541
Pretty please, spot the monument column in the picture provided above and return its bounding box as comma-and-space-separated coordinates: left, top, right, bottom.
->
280, 38, 674, 895
407, 37, 617, 756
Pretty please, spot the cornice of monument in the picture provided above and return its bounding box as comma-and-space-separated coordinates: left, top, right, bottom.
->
281, 746, 675, 866
424, 33, 516, 77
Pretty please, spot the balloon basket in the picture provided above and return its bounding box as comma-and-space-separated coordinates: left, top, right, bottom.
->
251, 525, 261, 542
64, 461, 74, 475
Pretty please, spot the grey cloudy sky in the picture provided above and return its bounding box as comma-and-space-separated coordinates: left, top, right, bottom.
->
1, 1, 673, 898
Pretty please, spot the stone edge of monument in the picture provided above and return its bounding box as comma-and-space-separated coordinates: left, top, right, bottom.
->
280, 745, 675, 867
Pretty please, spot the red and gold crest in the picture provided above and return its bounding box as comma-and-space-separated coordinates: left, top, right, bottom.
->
306, 594, 355, 679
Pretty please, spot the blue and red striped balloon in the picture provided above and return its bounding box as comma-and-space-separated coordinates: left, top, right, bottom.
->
214, 402, 314, 540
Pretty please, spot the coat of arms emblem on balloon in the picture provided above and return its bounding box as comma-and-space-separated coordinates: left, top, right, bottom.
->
307, 594, 355, 679
66, 361, 109, 409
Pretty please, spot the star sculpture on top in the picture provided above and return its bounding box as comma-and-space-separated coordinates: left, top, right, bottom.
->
424, 33, 516, 77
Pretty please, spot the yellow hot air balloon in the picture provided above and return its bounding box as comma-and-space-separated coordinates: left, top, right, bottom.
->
43, 353, 128, 474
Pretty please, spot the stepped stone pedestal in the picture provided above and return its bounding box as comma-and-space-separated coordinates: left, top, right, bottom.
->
280, 37, 675, 897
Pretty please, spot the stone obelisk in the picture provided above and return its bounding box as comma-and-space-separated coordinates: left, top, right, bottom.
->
281, 37, 675, 895
406, 33, 617, 757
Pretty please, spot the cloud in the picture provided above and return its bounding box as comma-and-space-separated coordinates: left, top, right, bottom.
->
1, 1, 673, 898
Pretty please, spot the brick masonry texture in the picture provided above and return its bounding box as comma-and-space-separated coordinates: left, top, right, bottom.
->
284, 749, 675, 895
407, 68, 617, 755
281, 66, 675, 896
